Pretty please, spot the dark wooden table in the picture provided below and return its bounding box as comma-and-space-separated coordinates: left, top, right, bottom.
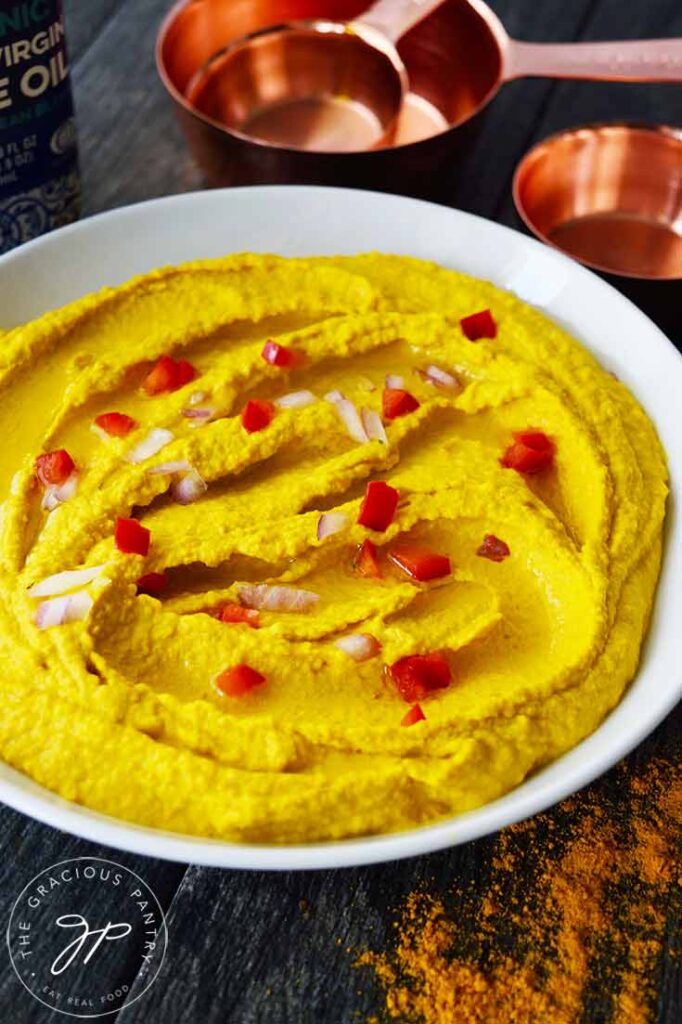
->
1, 2, 680, 1021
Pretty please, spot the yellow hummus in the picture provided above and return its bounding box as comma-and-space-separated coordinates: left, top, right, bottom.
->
0, 253, 668, 842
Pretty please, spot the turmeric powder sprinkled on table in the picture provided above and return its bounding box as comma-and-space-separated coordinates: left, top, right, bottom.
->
357, 756, 681, 1023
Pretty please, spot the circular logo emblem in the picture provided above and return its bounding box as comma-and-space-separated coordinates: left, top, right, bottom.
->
0, 208, 21, 254
4, 195, 49, 242
6, 857, 167, 1018
50, 118, 78, 156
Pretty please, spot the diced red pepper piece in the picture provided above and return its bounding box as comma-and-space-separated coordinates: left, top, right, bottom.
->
358, 481, 399, 532
241, 398, 275, 433
175, 359, 197, 388
501, 443, 552, 474
353, 539, 382, 579
214, 663, 266, 697
460, 308, 497, 341
95, 412, 138, 437
218, 603, 260, 628
382, 388, 420, 421
35, 449, 75, 487
114, 517, 150, 556
389, 544, 451, 582
389, 652, 452, 703
142, 355, 177, 395
514, 430, 554, 451
261, 340, 300, 368
501, 430, 555, 474
401, 703, 426, 727
142, 355, 197, 395
136, 571, 168, 596
477, 535, 510, 562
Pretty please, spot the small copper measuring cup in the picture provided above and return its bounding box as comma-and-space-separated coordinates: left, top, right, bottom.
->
184, 0, 442, 151
157, 1, 682, 192
514, 124, 682, 281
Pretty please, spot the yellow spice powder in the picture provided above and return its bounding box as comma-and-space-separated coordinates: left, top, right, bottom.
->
357, 756, 681, 1024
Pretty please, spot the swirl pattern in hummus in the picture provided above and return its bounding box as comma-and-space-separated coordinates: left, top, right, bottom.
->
0, 254, 667, 842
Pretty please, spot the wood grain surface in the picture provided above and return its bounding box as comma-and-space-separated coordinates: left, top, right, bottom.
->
0, 1, 680, 1021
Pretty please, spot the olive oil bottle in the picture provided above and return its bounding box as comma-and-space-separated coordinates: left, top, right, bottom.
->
0, 0, 80, 252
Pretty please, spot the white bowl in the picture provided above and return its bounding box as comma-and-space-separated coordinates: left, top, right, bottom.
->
0, 186, 679, 869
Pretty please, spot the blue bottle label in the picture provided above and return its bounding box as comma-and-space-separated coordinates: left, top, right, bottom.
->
0, 1, 80, 252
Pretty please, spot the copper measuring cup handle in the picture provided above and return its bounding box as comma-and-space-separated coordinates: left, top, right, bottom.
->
505, 37, 682, 83
359, 0, 443, 43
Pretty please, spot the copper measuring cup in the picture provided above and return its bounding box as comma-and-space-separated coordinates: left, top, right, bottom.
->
184, 0, 682, 153
514, 123, 682, 282
157, 0, 682, 193
513, 122, 681, 340
184, 0, 444, 151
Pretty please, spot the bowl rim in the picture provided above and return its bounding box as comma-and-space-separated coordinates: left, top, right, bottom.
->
0, 184, 679, 870
512, 120, 682, 282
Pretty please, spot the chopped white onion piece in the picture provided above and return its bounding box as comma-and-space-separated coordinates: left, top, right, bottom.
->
182, 406, 215, 421
35, 590, 93, 629
28, 564, 107, 598
385, 374, 404, 389
324, 389, 345, 405
35, 595, 70, 628
64, 590, 94, 622
361, 408, 388, 445
42, 489, 60, 512
317, 512, 348, 541
335, 398, 369, 443
126, 428, 174, 464
275, 390, 316, 410
171, 467, 207, 505
147, 460, 191, 475
59, 474, 79, 499
188, 390, 208, 406
90, 423, 110, 442
335, 633, 381, 661
40, 472, 78, 511
238, 583, 320, 612
424, 364, 459, 389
